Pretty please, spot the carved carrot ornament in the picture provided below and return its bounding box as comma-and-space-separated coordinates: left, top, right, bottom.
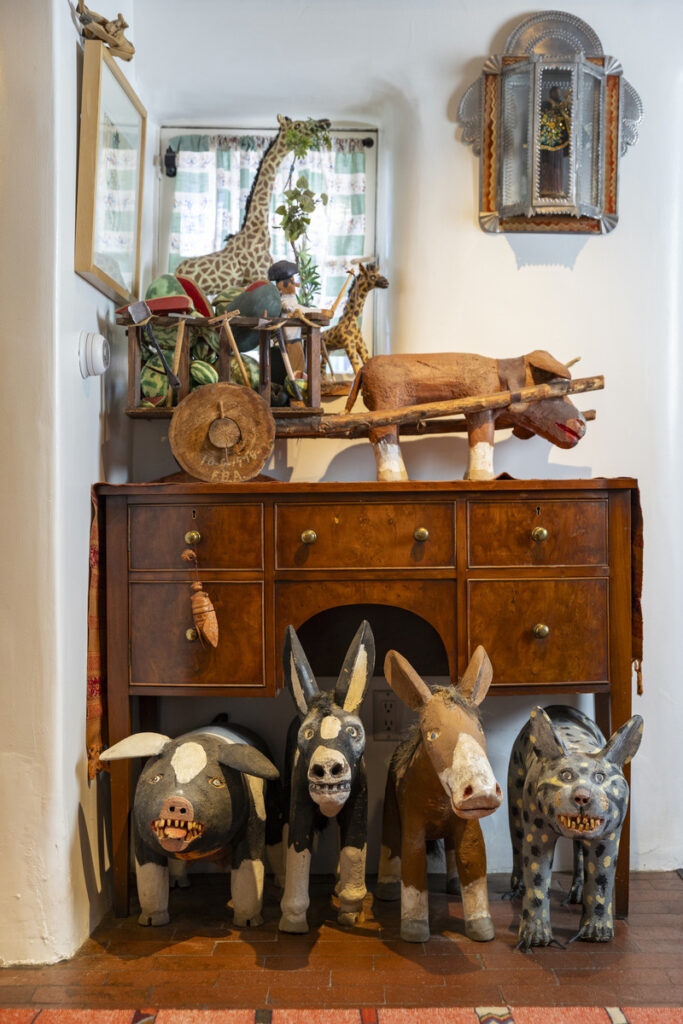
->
181, 549, 219, 647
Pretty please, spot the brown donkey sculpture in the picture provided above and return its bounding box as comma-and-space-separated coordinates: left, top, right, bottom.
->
376, 646, 503, 942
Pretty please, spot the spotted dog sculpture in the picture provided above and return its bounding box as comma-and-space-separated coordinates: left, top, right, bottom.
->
100, 722, 280, 926
508, 705, 643, 949
279, 621, 375, 933
376, 646, 503, 942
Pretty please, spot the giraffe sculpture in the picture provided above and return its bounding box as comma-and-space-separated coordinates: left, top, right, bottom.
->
322, 262, 388, 373
175, 115, 330, 296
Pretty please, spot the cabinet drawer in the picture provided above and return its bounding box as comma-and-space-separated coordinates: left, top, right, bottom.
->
467, 499, 607, 567
129, 581, 264, 688
129, 504, 263, 570
275, 502, 454, 569
468, 578, 608, 685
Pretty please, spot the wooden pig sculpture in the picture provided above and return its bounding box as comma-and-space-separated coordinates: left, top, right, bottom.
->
508, 705, 643, 950
376, 646, 503, 942
279, 620, 375, 933
352, 349, 586, 481
100, 722, 279, 926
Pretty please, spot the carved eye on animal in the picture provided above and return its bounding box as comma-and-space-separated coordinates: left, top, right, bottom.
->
148, 773, 163, 785
208, 776, 225, 789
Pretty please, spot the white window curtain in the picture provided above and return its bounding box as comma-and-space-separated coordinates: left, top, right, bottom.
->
161, 131, 374, 314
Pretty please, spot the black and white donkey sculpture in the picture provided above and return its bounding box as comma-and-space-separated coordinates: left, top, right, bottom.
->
279, 620, 375, 933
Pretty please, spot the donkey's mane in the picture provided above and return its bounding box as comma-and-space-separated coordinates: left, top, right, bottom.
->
308, 692, 336, 715
390, 686, 481, 777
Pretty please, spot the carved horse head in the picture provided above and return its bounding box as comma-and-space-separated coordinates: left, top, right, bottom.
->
385, 645, 502, 818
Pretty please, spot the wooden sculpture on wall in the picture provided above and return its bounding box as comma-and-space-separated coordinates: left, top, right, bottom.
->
376, 646, 502, 942
508, 705, 643, 950
279, 621, 375, 933
100, 722, 279, 926
347, 349, 587, 481
175, 115, 331, 296
322, 261, 388, 373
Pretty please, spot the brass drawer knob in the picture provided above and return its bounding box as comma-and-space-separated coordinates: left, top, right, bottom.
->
301, 529, 317, 545
531, 526, 549, 543
185, 530, 201, 545
532, 623, 550, 639
414, 527, 429, 542
185, 627, 198, 642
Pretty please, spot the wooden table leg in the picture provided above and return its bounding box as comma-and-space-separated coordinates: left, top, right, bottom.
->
608, 490, 633, 919
105, 496, 132, 917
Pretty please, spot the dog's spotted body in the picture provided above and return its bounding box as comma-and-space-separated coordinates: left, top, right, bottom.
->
507, 705, 643, 950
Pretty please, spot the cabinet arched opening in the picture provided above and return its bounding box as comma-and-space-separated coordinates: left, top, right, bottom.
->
288, 603, 450, 680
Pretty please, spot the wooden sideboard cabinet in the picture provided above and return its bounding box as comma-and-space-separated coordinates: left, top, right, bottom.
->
97, 477, 639, 918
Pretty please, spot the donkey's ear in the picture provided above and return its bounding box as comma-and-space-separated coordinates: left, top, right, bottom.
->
216, 740, 280, 781
600, 715, 643, 768
335, 620, 375, 713
384, 650, 433, 711
526, 350, 572, 380
282, 625, 319, 717
100, 732, 171, 761
456, 646, 493, 706
530, 707, 567, 759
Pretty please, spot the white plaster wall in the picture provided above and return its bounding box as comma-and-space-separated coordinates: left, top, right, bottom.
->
0, 0, 158, 964
132, 0, 683, 875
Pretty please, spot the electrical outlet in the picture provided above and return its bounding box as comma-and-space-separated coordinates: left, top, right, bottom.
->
373, 689, 402, 740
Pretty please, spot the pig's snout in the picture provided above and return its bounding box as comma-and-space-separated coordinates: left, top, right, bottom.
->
159, 795, 195, 823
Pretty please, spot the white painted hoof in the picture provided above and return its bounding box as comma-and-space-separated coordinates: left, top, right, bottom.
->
465, 914, 495, 942
401, 918, 430, 942
464, 468, 495, 481
138, 909, 170, 927
234, 911, 264, 928
279, 914, 309, 933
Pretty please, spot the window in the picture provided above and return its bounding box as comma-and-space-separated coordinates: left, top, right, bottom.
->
156, 127, 378, 370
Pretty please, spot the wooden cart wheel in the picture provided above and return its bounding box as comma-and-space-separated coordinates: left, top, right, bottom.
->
169, 382, 276, 482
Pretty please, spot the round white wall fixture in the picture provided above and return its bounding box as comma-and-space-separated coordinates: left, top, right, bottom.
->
79, 331, 110, 378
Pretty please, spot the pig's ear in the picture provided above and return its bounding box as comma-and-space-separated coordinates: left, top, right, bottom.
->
215, 741, 280, 781
384, 650, 432, 710
599, 715, 643, 768
282, 625, 319, 716
100, 732, 171, 761
530, 708, 567, 759
527, 350, 572, 381
457, 646, 493, 706
335, 620, 375, 713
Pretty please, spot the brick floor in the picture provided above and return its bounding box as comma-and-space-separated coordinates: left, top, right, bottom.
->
0, 873, 682, 1009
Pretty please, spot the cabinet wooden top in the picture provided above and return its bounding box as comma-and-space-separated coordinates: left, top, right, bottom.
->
95, 477, 638, 497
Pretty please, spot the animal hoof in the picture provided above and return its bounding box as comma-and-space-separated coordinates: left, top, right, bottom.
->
169, 876, 191, 890
338, 910, 363, 927
465, 915, 495, 942
279, 915, 309, 933
375, 879, 401, 901
400, 919, 430, 943
234, 912, 264, 928
446, 876, 461, 897
138, 910, 170, 927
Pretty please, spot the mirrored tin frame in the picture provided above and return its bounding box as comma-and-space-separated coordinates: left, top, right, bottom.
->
459, 12, 642, 234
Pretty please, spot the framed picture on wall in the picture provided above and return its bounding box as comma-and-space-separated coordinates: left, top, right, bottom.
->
75, 40, 146, 304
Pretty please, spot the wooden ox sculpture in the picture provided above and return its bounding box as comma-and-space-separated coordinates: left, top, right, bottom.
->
348, 349, 586, 481
279, 621, 375, 933
376, 646, 502, 942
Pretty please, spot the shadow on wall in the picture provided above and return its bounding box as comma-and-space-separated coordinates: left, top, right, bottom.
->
77, 773, 112, 932
319, 430, 592, 482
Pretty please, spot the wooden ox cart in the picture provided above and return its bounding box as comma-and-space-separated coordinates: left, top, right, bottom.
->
119, 308, 603, 483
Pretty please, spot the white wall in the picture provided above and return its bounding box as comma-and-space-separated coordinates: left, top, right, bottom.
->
1, 0, 681, 965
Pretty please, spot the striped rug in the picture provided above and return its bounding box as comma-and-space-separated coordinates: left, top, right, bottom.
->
0, 1009, 681, 1023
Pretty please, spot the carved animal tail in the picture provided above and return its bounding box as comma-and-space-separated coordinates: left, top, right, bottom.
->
345, 365, 365, 413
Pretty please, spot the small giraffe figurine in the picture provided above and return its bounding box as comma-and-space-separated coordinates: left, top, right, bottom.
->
322, 262, 388, 372
175, 115, 330, 296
